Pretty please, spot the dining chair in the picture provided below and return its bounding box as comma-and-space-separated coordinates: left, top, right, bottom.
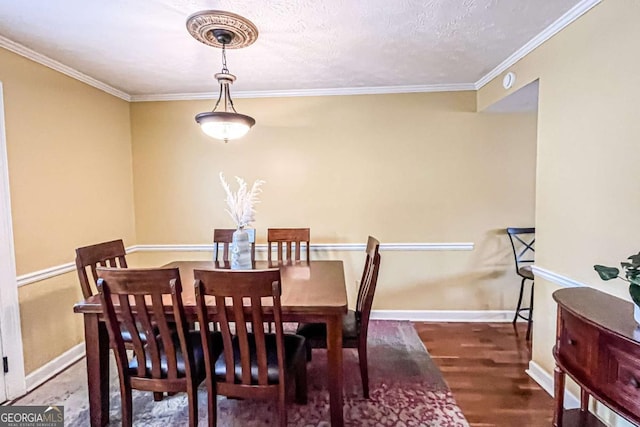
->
194, 268, 307, 427
213, 228, 256, 264
267, 228, 310, 263
506, 227, 535, 340
96, 267, 220, 427
75, 239, 128, 299
296, 236, 381, 398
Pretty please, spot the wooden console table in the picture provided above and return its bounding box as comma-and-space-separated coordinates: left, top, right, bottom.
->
553, 287, 640, 427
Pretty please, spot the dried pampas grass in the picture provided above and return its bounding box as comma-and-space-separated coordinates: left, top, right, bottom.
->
219, 172, 265, 228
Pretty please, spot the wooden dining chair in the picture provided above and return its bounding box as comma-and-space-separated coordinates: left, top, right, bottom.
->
76, 239, 166, 364
75, 239, 128, 299
96, 267, 221, 427
194, 268, 307, 427
296, 236, 381, 398
267, 228, 310, 263
506, 227, 535, 340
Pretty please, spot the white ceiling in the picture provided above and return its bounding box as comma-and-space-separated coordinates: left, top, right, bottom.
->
0, 0, 587, 99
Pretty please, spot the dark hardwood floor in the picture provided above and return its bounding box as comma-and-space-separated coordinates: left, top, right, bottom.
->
413, 322, 554, 427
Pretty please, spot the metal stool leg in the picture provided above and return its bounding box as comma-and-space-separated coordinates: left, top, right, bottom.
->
526, 281, 534, 341
513, 277, 526, 325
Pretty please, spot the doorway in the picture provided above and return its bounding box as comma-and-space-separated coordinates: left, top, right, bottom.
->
0, 82, 26, 400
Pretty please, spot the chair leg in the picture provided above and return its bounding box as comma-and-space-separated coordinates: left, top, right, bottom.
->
294, 355, 308, 404
207, 377, 217, 427
513, 277, 526, 325
279, 384, 287, 427
526, 281, 535, 341
119, 377, 133, 427
187, 383, 198, 427
305, 341, 312, 362
358, 340, 370, 399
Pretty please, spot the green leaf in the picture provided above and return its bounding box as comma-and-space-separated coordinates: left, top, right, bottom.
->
631, 276, 640, 287
627, 270, 640, 281
594, 265, 620, 280
630, 284, 640, 307
628, 253, 640, 267
622, 262, 634, 269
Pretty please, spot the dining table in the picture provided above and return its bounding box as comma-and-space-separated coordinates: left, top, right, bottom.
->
73, 259, 348, 426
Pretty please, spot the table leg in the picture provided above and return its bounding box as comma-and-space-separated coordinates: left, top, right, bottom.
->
553, 366, 565, 427
84, 314, 110, 427
326, 314, 344, 426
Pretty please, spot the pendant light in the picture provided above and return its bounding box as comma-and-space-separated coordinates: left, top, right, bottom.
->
186, 11, 258, 142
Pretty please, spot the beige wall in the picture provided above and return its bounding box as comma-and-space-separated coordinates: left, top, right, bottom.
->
131, 92, 537, 311
0, 48, 136, 373
479, 1, 640, 425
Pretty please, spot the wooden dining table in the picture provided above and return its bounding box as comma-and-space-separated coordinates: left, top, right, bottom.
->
73, 260, 348, 426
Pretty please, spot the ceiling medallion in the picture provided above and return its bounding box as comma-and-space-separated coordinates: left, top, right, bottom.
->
186, 10, 258, 49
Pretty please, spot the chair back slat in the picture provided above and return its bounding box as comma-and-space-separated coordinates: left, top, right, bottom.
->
194, 269, 283, 390
355, 237, 381, 338
96, 267, 193, 383
116, 293, 147, 376
506, 227, 536, 268
75, 239, 128, 298
250, 296, 269, 385
267, 228, 310, 262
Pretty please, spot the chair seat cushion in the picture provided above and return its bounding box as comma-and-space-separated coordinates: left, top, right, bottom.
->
128, 331, 221, 382
119, 324, 155, 344
296, 310, 359, 348
214, 333, 306, 384
518, 265, 534, 280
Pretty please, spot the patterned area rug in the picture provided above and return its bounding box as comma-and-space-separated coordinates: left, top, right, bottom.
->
14, 321, 468, 426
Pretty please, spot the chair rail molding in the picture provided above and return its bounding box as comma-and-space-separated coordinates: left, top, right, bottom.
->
16, 242, 474, 287
129, 242, 474, 253
531, 266, 587, 288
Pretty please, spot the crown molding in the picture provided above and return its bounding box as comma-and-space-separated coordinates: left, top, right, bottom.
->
474, 0, 601, 89
0, 35, 131, 101
129, 83, 477, 102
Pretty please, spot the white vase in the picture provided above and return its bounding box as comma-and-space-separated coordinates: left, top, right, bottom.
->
634, 304, 640, 325
231, 228, 252, 270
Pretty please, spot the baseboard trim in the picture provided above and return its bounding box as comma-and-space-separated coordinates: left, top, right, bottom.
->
371, 310, 514, 322
25, 343, 85, 392
527, 360, 579, 409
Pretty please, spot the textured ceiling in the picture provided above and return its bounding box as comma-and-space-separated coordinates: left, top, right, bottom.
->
0, 0, 581, 97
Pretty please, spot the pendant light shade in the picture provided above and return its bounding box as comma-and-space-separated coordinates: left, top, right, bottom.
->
186, 10, 258, 143
196, 111, 255, 140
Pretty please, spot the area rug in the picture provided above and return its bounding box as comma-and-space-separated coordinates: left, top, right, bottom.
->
14, 321, 468, 426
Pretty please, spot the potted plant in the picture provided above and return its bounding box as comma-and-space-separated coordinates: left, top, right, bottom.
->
594, 252, 640, 323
